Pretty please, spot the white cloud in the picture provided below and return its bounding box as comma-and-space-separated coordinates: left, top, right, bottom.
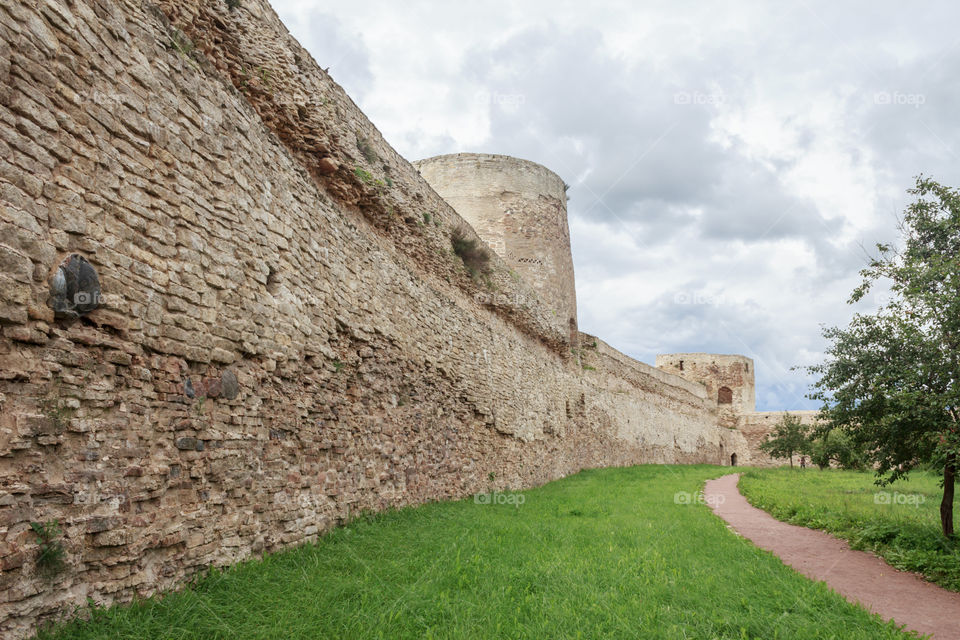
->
273, 0, 960, 411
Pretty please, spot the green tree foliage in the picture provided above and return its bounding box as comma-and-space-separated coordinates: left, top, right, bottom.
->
808, 428, 867, 470
759, 412, 811, 468
807, 177, 960, 537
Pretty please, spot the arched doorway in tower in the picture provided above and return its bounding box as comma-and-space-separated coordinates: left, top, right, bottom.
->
718, 386, 733, 404
730, 453, 738, 466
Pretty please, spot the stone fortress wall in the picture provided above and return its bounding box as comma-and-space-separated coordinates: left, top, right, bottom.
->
0, 0, 755, 636
410, 158, 797, 468
409, 159, 806, 468
414, 153, 579, 345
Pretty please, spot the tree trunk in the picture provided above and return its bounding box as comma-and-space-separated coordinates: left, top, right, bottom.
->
942, 453, 956, 538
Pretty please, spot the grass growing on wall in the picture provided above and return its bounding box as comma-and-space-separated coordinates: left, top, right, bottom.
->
740, 468, 960, 592
38, 466, 917, 639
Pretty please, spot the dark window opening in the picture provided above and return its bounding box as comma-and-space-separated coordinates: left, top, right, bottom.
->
679, 360, 684, 371
718, 386, 733, 404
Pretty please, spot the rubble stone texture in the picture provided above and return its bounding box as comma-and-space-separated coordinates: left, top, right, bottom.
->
0, 1, 782, 637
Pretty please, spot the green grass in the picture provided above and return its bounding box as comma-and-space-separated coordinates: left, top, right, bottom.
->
740, 468, 960, 592
37, 466, 918, 639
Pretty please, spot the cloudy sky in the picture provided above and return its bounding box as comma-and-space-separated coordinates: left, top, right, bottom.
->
273, 0, 959, 411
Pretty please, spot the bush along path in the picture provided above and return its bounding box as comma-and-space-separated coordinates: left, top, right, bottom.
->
704, 473, 960, 640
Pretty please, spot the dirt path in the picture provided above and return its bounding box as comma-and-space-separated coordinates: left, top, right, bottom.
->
704, 473, 960, 640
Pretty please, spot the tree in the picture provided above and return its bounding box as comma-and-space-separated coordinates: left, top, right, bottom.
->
807, 177, 960, 537
808, 428, 867, 470
759, 412, 811, 468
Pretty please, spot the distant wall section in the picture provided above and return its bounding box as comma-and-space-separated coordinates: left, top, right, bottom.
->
583, 337, 749, 466
655, 353, 820, 466
739, 410, 820, 467
655, 354, 756, 428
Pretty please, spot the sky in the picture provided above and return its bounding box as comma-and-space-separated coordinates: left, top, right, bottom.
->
272, 0, 960, 411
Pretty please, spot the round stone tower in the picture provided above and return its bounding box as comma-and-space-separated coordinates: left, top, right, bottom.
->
414, 153, 578, 338
655, 354, 756, 427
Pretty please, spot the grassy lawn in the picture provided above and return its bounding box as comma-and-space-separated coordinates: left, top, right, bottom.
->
740, 468, 960, 592
37, 465, 917, 639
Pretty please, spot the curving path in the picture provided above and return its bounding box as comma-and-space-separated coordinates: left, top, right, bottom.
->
704, 473, 960, 640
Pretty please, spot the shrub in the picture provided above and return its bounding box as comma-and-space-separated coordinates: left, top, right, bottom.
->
357, 138, 378, 164
31, 520, 66, 577
353, 167, 374, 184
809, 428, 868, 470
450, 226, 491, 278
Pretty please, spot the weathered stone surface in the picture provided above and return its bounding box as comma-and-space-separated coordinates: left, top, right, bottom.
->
221, 370, 239, 399
175, 437, 203, 451
316, 156, 338, 175
204, 377, 222, 398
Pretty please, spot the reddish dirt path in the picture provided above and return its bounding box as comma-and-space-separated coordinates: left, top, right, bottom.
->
704, 473, 960, 640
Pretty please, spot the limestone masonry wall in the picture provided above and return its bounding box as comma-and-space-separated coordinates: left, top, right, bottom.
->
656, 353, 757, 439
0, 0, 737, 636
581, 337, 749, 466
